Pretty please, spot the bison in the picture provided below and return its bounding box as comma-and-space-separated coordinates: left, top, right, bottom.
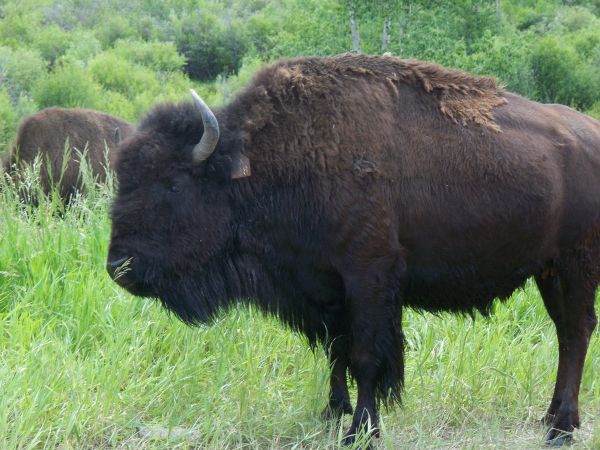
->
106, 54, 600, 446
3, 107, 134, 200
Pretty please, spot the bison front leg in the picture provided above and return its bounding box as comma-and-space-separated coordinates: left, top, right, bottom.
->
339, 256, 405, 446
322, 336, 353, 419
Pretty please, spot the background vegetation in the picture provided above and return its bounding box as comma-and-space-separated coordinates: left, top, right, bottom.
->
1, 0, 600, 149
1, 0, 600, 448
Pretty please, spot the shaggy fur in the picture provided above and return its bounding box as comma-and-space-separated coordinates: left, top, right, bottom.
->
4, 107, 135, 200
107, 54, 600, 445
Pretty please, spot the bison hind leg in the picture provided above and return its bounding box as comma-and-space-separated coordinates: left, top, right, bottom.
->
536, 237, 600, 444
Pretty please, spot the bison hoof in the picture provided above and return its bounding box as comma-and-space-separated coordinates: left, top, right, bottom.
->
341, 425, 379, 449
341, 432, 374, 450
544, 428, 573, 447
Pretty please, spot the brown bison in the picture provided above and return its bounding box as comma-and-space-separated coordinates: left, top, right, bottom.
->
3, 107, 134, 200
106, 54, 600, 446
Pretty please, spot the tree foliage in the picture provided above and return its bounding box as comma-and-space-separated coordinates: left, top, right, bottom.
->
0, 0, 600, 149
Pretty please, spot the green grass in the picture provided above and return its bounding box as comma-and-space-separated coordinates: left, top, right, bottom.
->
1, 172, 600, 449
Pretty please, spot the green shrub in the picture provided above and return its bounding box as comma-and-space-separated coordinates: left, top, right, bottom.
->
0, 88, 17, 151
158, 71, 196, 101
12, 92, 38, 123
568, 26, 600, 58
531, 36, 599, 109
554, 5, 597, 32
136, 15, 170, 41
243, 8, 282, 55
61, 30, 102, 66
214, 56, 264, 105
458, 31, 535, 98
94, 15, 136, 48
0, 11, 39, 48
32, 63, 101, 109
172, 9, 248, 81
129, 81, 201, 120
112, 40, 186, 73
96, 90, 136, 122
0, 46, 47, 102
88, 53, 160, 98
269, 0, 347, 58
587, 101, 600, 120
131, 92, 166, 120
32, 25, 73, 65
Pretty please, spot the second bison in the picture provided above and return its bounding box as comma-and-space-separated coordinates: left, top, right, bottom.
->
3, 107, 134, 200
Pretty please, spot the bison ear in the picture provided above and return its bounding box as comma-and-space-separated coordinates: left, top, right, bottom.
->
231, 153, 251, 179
114, 127, 121, 144
224, 131, 250, 179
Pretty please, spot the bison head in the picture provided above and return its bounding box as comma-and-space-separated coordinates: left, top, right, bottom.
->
106, 91, 249, 322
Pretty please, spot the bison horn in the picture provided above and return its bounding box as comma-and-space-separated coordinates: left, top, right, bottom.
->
190, 89, 220, 163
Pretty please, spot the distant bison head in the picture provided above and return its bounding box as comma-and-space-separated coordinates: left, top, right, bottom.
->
4, 107, 134, 200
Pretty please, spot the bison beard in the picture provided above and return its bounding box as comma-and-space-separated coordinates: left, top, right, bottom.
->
107, 54, 600, 447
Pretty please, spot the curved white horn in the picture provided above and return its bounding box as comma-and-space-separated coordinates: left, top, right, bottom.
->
190, 89, 220, 163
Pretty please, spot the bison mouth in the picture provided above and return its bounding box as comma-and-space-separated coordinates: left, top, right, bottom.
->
106, 248, 244, 324
105, 252, 210, 323
106, 254, 156, 297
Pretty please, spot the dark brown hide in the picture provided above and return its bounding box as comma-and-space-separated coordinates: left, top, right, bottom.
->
4, 107, 134, 200
107, 54, 600, 445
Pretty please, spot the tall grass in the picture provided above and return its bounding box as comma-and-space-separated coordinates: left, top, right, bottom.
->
1, 165, 599, 449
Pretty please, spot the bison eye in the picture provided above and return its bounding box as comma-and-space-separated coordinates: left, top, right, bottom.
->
166, 173, 191, 193
162, 179, 180, 193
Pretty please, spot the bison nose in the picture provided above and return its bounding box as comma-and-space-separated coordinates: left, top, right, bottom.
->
106, 256, 131, 281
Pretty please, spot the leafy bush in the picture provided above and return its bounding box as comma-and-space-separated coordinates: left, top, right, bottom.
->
270, 0, 348, 58
32, 25, 73, 65
243, 10, 280, 55
96, 90, 136, 122
0, 88, 17, 151
11, 92, 38, 123
94, 15, 136, 48
157, 71, 196, 100
61, 30, 102, 66
458, 31, 535, 98
171, 9, 248, 81
32, 63, 101, 109
554, 5, 597, 32
0, 46, 47, 102
126, 74, 199, 120
112, 40, 186, 73
88, 53, 160, 98
0, 10, 39, 47
531, 36, 599, 109
135, 14, 171, 42
214, 56, 265, 105
568, 26, 600, 58
587, 101, 600, 120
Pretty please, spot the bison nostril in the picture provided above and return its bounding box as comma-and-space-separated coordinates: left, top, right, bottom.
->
106, 256, 131, 280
